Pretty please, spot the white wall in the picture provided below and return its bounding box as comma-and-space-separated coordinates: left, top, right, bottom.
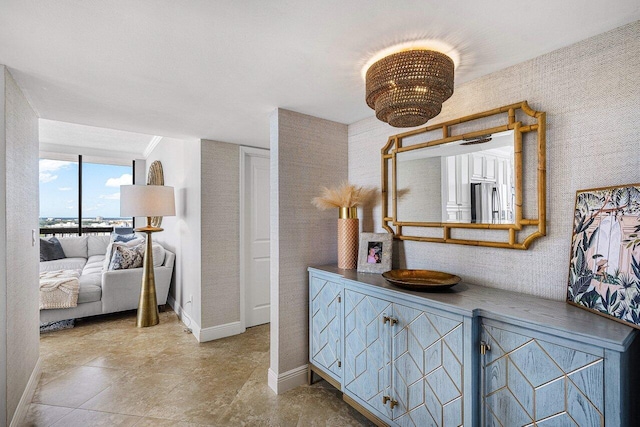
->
348, 21, 640, 301
269, 108, 348, 393
145, 137, 202, 330
1, 67, 40, 425
133, 158, 146, 184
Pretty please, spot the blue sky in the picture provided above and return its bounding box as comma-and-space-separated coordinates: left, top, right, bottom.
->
39, 159, 132, 218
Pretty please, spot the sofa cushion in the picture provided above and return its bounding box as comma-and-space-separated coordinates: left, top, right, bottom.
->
58, 236, 88, 258
40, 257, 87, 273
40, 237, 66, 261
109, 244, 144, 270
151, 243, 166, 267
83, 255, 105, 276
77, 274, 102, 304
88, 235, 111, 257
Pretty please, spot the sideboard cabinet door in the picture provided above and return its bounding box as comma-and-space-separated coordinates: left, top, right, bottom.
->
391, 302, 464, 427
309, 273, 343, 381
343, 288, 393, 421
481, 320, 604, 426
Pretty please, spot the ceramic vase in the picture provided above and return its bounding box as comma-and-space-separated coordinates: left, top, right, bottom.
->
338, 207, 359, 269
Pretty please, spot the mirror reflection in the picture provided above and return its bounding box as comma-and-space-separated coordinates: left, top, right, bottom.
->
396, 130, 515, 224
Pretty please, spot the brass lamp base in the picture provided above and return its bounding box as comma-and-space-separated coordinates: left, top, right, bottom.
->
135, 220, 164, 328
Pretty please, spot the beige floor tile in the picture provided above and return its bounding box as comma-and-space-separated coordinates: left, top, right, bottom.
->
19, 403, 73, 427
33, 365, 126, 408
143, 373, 249, 424
31, 309, 370, 426
49, 408, 140, 427
80, 372, 184, 416
133, 416, 215, 426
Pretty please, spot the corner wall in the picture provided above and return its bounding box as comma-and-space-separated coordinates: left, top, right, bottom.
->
145, 137, 203, 331
200, 140, 241, 334
348, 21, 640, 300
1, 67, 40, 425
270, 108, 348, 393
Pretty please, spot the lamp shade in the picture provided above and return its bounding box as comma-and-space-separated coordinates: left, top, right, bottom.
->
120, 185, 176, 217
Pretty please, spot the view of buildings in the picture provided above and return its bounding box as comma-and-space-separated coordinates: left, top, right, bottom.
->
39, 158, 133, 233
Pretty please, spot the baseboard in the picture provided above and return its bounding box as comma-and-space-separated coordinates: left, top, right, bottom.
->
199, 321, 245, 342
268, 365, 308, 394
167, 295, 201, 341
9, 357, 42, 427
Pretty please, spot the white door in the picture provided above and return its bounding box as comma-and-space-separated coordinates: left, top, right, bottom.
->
241, 147, 270, 327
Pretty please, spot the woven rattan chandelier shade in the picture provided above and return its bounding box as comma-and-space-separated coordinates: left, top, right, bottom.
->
365, 49, 454, 127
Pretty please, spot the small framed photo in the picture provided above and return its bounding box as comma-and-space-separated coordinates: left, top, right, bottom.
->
357, 232, 393, 273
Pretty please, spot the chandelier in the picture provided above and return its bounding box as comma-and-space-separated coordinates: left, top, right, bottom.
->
365, 49, 455, 128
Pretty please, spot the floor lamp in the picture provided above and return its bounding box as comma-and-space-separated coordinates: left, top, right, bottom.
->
120, 185, 176, 327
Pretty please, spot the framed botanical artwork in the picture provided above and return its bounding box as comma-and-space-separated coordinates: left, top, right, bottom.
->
567, 184, 640, 329
357, 232, 392, 273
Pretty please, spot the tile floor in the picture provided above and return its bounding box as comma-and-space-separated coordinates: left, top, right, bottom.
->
23, 309, 373, 426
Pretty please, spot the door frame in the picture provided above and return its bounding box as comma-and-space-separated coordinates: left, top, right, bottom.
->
239, 146, 270, 330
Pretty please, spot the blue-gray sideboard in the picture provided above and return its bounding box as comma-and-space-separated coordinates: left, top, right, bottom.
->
308, 266, 639, 427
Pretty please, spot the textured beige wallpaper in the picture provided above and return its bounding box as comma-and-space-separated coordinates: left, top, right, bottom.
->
0, 65, 6, 426
200, 140, 240, 328
349, 21, 640, 301
271, 109, 348, 374
3, 68, 39, 423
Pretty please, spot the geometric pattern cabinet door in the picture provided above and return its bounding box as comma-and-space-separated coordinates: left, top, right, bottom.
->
310, 274, 343, 380
391, 303, 464, 427
481, 321, 604, 427
343, 288, 393, 421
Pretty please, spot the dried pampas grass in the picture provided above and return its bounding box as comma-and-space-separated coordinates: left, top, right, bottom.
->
312, 181, 375, 210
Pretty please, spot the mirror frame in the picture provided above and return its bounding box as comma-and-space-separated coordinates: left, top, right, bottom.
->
381, 101, 546, 249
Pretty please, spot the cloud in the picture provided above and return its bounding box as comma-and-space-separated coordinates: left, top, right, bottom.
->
39, 159, 73, 183
39, 173, 58, 183
100, 193, 120, 200
105, 174, 132, 187
39, 159, 72, 173
58, 187, 72, 191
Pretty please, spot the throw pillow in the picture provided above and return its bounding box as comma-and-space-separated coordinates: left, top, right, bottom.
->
40, 237, 66, 262
102, 238, 145, 272
108, 244, 144, 270
113, 233, 140, 243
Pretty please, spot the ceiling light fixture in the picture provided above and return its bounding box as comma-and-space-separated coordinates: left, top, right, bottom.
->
364, 43, 456, 128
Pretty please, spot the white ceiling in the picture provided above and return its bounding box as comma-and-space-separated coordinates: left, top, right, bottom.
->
1, 1, 639, 149
39, 119, 157, 158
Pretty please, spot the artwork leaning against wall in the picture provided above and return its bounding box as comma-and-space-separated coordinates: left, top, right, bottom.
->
567, 184, 640, 329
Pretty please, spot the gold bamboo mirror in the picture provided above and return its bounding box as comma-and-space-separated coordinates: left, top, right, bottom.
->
147, 160, 165, 227
382, 101, 546, 249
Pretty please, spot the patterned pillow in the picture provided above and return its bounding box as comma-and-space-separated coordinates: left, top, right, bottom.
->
108, 244, 144, 270
40, 237, 66, 261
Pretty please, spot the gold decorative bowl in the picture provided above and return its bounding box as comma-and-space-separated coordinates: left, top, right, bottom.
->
382, 269, 461, 291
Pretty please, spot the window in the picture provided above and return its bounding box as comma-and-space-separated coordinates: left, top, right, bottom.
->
39, 156, 134, 235
82, 162, 133, 230
39, 158, 79, 230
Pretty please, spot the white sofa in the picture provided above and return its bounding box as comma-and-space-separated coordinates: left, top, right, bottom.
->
40, 235, 175, 324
